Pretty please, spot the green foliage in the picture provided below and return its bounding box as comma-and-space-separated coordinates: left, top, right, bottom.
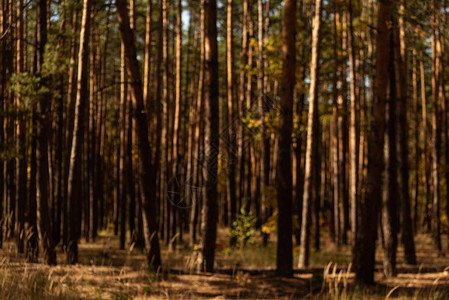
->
230, 204, 257, 248
9, 73, 42, 113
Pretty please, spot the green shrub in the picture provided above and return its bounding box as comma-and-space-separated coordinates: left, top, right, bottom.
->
230, 204, 257, 248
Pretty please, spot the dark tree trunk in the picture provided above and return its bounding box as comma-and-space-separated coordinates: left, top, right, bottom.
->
382, 26, 398, 278
431, 0, 441, 252
396, 2, 416, 265
276, 0, 296, 277
116, 0, 162, 271
36, 0, 57, 265
66, 0, 92, 264
198, 0, 219, 272
352, 0, 392, 285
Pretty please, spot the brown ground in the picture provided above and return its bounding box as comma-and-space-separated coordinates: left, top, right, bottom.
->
1, 229, 449, 299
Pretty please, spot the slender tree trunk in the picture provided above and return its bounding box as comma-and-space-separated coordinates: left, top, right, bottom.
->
143, 0, 153, 113
332, 0, 340, 246
116, 0, 162, 271
419, 52, 431, 231
0, 0, 5, 249
431, 0, 441, 252
299, 0, 322, 269
88, 12, 97, 242
226, 0, 237, 228
396, 2, 416, 265
353, 0, 392, 284
15, 0, 26, 254
63, 6, 79, 247
347, 0, 358, 244
190, 3, 205, 247
36, 0, 57, 265
119, 41, 127, 250
276, 0, 296, 277
258, 0, 270, 246
170, 0, 182, 250
339, 12, 349, 244
382, 25, 398, 277
412, 50, 419, 233
198, 0, 219, 272
238, 0, 249, 213
67, 0, 92, 264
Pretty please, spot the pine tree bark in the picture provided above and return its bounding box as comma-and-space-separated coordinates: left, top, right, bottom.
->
412, 50, 419, 233
36, 0, 57, 265
116, 0, 162, 271
431, 0, 441, 251
331, 0, 340, 246
258, 0, 270, 245
299, 0, 322, 269
119, 41, 127, 250
276, 0, 296, 277
198, 0, 219, 272
347, 0, 358, 244
143, 0, 153, 112
382, 24, 398, 277
63, 6, 79, 247
396, 2, 416, 265
238, 0, 249, 212
66, 0, 92, 264
226, 0, 237, 227
353, 0, 392, 284
15, 0, 26, 254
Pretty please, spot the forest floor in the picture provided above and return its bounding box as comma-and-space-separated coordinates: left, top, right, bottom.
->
1, 228, 449, 299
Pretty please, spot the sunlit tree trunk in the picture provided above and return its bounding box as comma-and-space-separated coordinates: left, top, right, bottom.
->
347, 0, 358, 244
299, 0, 322, 269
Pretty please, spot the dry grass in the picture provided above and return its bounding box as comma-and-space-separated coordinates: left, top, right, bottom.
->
1, 229, 449, 299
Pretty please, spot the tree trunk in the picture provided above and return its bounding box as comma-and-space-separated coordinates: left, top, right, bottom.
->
276, 0, 296, 277
431, 0, 441, 252
420, 53, 431, 231
66, 0, 92, 264
347, 0, 358, 245
15, 0, 26, 254
352, 0, 392, 285
116, 0, 162, 271
143, 0, 153, 113
36, 0, 57, 265
396, 2, 416, 265
412, 50, 419, 234
226, 0, 237, 228
119, 41, 127, 250
382, 25, 398, 277
298, 0, 322, 269
258, 0, 270, 246
63, 6, 79, 247
198, 0, 219, 272
331, 0, 340, 246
